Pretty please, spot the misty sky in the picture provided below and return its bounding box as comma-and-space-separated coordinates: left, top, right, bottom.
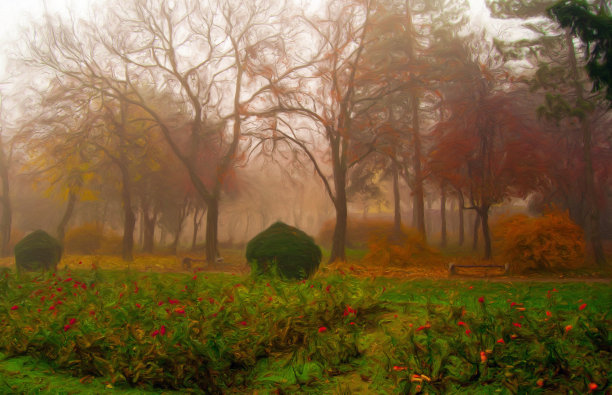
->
0, 0, 528, 80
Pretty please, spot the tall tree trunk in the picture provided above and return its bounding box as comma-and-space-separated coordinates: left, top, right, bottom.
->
440, 182, 447, 248
392, 159, 402, 240
0, 142, 11, 257
566, 30, 607, 265
480, 208, 492, 260
171, 197, 189, 255
191, 206, 205, 252
57, 189, 78, 243
472, 213, 480, 252
119, 165, 135, 262
205, 196, 220, 264
457, 192, 465, 246
142, 211, 156, 254
411, 96, 426, 240
329, 165, 348, 263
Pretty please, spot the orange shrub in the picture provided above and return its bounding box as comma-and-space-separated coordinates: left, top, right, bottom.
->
364, 225, 439, 267
492, 211, 585, 273
64, 223, 122, 255
319, 218, 402, 248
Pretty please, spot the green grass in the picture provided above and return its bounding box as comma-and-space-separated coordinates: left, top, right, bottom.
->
0, 267, 610, 394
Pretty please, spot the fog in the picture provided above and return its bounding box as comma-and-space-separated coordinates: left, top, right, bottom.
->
0, 0, 609, 264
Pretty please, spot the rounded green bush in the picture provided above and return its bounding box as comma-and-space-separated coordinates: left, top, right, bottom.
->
14, 230, 63, 272
246, 222, 322, 280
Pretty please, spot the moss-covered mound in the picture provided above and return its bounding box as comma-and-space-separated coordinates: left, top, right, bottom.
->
246, 222, 322, 280
14, 230, 63, 272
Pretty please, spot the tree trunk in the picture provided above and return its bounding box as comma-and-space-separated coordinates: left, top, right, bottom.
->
472, 213, 480, 252
191, 206, 205, 252
57, 189, 78, 243
440, 182, 447, 248
565, 30, 607, 265
205, 196, 220, 264
142, 207, 157, 254
392, 159, 402, 240
411, 96, 426, 240
120, 166, 135, 262
0, 141, 11, 257
329, 164, 347, 264
457, 192, 465, 246
480, 208, 492, 260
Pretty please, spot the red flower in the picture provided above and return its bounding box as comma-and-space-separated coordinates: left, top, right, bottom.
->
192, 275, 197, 280
197, 297, 203, 302
588, 382, 597, 391
57, 287, 62, 292
325, 285, 331, 293
478, 296, 485, 303
266, 283, 270, 287
318, 326, 327, 333
349, 322, 355, 325
168, 299, 180, 305
78, 261, 82, 265
416, 324, 430, 332
465, 329, 471, 336
69, 318, 77, 325
136, 303, 142, 309
89, 310, 95, 316
536, 378, 544, 387
468, 286, 473, 290
565, 325, 572, 332
457, 321, 466, 326
480, 351, 487, 363
49, 305, 55, 311
392, 366, 407, 371
64, 324, 71, 332
158, 301, 164, 306
64, 278, 72, 282
579, 303, 587, 311
546, 311, 552, 317
497, 338, 505, 344
151, 329, 159, 337
10, 305, 18, 311
513, 322, 522, 328
175, 308, 185, 314
239, 321, 247, 326
81, 284, 87, 290
160, 325, 167, 335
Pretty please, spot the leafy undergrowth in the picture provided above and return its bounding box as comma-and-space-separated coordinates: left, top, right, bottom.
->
0, 266, 610, 394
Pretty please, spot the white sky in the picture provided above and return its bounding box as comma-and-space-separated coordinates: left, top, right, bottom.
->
0, 0, 529, 81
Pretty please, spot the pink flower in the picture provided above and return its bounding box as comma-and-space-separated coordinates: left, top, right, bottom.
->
160, 325, 167, 335
318, 326, 327, 333
10, 305, 18, 311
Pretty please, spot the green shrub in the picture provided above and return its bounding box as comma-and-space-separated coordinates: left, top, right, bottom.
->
14, 230, 62, 272
246, 222, 322, 280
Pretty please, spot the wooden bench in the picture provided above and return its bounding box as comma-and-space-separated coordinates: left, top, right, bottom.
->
448, 262, 509, 276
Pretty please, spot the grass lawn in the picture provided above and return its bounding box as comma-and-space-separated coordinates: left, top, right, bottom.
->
0, 257, 610, 394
